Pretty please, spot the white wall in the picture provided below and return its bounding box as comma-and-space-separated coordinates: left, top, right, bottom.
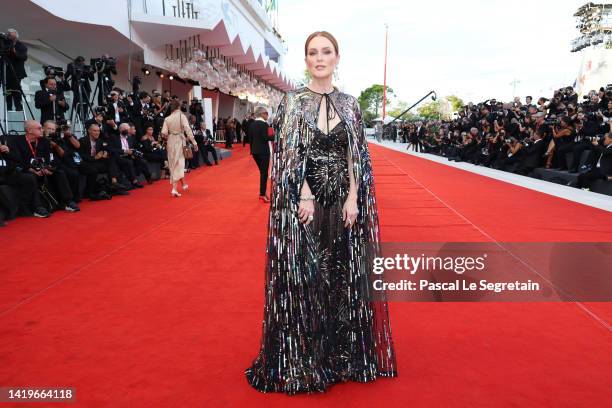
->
31, 0, 131, 37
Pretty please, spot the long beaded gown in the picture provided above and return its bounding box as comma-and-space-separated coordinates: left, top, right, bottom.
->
245, 87, 397, 395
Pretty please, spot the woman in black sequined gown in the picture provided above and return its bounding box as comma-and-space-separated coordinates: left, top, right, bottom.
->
245, 31, 397, 395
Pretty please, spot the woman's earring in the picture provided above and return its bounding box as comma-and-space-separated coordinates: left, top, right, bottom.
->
333, 65, 339, 81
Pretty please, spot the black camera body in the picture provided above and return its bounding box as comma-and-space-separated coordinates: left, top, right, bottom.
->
131, 149, 144, 159
91, 56, 116, 73
543, 118, 559, 126
0, 32, 13, 53
73, 63, 93, 78
30, 157, 56, 173
43, 65, 64, 77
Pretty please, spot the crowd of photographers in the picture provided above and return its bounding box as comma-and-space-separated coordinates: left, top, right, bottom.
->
389, 85, 612, 191
0, 31, 224, 226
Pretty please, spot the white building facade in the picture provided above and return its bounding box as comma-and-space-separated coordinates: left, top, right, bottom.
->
0, 0, 293, 131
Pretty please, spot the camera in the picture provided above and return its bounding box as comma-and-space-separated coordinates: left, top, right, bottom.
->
587, 135, 602, 143
0, 32, 13, 52
30, 157, 56, 173
56, 118, 71, 131
73, 64, 93, 77
543, 117, 559, 126
43, 65, 64, 78
91, 56, 116, 72
131, 149, 144, 159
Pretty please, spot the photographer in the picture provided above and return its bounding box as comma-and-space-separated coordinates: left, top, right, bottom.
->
1, 29, 27, 111
544, 116, 573, 169
188, 115, 203, 169
130, 92, 152, 137
151, 93, 168, 136
515, 128, 546, 175
46, 122, 83, 202
189, 98, 204, 126
35, 78, 69, 124
1, 132, 43, 221
91, 54, 117, 106
78, 123, 125, 200
39, 66, 70, 95
108, 123, 145, 188
498, 136, 524, 171
106, 91, 129, 125
10, 120, 78, 213
200, 124, 218, 166
137, 125, 167, 178
65, 56, 95, 122
556, 119, 594, 173
576, 132, 612, 189
127, 123, 152, 183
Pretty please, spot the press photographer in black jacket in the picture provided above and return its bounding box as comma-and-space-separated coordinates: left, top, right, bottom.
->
515, 128, 547, 175
35, 78, 69, 124
1, 132, 43, 221
577, 132, 612, 189
43, 121, 82, 203
106, 123, 144, 188
9, 120, 78, 214
1, 29, 27, 111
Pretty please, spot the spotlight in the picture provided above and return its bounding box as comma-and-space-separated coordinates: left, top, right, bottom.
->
169, 75, 174, 81
141, 66, 150, 76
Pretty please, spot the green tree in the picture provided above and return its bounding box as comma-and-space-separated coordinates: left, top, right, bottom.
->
445, 95, 464, 112
358, 84, 394, 117
388, 100, 408, 118
417, 100, 442, 120
388, 100, 420, 122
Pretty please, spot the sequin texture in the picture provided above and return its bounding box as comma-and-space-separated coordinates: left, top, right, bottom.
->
245, 86, 398, 395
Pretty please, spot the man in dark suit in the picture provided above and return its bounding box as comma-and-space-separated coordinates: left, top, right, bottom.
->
35, 78, 69, 124
0, 131, 42, 221
1, 29, 27, 111
126, 123, 151, 183
248, 106, 274, 202
17, 120, 79, 212
78, 123, 125, 199
515, 129, 547, 175
577, 132, 612, 189
105, 122, 144, 189
105, 91, 130, 126
10, 120, 79, 214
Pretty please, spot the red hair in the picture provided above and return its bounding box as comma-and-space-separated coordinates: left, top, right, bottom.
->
304, 31, 339, 56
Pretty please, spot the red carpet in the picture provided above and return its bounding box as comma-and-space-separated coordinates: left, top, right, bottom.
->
0, 143, 610, 407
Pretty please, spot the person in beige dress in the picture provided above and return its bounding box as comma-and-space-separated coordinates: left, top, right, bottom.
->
161, 100, 199, 197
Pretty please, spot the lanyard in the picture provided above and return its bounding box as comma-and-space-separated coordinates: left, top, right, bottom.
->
26, 138, 37, 157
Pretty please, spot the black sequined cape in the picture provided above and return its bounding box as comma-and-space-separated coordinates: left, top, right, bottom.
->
246, 86, 398, 394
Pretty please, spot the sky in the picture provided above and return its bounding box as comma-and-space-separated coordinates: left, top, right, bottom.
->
276, 0, 589, 108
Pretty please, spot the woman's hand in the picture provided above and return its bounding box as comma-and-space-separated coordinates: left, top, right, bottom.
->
298, 198, 315, 225
342, 194, 358, 228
